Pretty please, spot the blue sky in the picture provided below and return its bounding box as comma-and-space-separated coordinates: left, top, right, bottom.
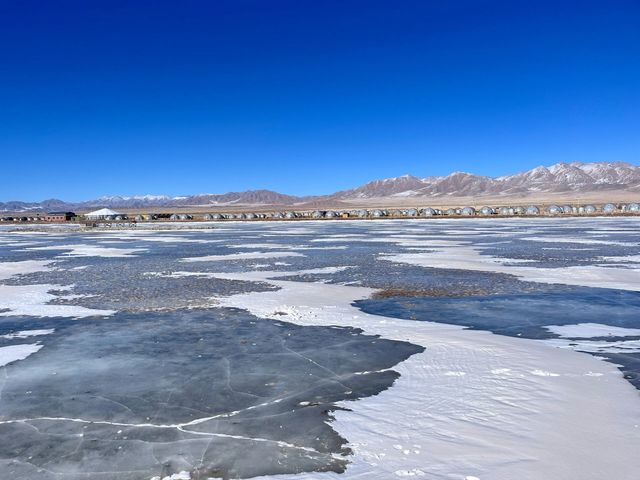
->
1, 0, 639, 201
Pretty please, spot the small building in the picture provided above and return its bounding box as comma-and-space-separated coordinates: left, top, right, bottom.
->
45, 211, 76, 222
355, 210, 368, 218
311, 211, 325, 219
584, 205, 597, 214
284, 211, 297, 219
499, 207, 513, 216
602, 203, 617, 214
371, 209, 385, 217
562, 205, 573, 214
325, 211, 337, 218
627, 203, 640, 213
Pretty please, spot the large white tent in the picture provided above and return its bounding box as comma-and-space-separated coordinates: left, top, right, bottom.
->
84, 208, 123, 219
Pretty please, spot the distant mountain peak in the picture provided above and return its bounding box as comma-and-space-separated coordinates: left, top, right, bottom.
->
1, 161, 638, 213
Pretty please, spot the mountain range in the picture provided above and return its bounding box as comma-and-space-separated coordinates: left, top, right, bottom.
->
3, 162, 639, 213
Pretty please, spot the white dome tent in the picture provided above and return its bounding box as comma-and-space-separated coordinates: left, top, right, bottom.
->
546, 205, 562, 215
461, 207, 475, 216
84, 208, 124, 220
526, 205, 540, 215
480, 206, 494, 215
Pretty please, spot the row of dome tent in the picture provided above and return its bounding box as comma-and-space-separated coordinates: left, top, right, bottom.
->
77, 203, 640, 224
6, 203, 640, 224
76, 203, 640, 222
195, 203, 640, 220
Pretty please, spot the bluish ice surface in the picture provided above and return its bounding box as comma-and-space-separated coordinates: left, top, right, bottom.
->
1, 217, 640, 478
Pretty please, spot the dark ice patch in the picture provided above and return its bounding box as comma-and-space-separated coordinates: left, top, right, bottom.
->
0, 308, 423, 479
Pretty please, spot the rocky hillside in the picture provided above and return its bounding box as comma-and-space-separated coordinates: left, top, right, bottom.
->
2, 162, 638, 212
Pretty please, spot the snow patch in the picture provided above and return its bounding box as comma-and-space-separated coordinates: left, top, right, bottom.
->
181, 252, 305, 262
0, 284, 115, 318
546, 323, 640, 338
0, 344, 43, 367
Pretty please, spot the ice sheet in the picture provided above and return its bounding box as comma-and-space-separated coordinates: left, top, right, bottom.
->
209, 270, 640, 480
382, 244, 640, 291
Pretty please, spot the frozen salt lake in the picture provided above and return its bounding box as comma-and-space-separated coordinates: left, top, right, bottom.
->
1, 217, 640, 479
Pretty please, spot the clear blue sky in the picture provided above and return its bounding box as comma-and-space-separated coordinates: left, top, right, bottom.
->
1, 0, 639, 201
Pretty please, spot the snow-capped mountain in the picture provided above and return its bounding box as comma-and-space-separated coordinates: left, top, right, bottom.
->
331, 175, 427, 199
2, 162, 639, 213
330, 162, 640, 199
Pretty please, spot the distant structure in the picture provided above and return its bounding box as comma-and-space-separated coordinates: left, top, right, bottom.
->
8, 199, 639, 226
546, 205, 563, 215
84, 208, 123, 220
480, 206, 494, 215
499, 207, 513, 215
422, 207, 436, 216
45, 211, 75, 222
461, 207, 475, 216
